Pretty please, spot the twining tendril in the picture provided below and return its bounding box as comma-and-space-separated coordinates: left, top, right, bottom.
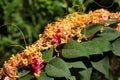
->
0, 23, 27, 48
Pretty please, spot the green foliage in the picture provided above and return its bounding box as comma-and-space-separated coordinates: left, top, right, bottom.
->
66, 61, 86, 69
18, 74, 35, 80
0, 0, 67, 67
18, 69, 30, 78
62, 25, 119, 59
67, 76, 76, 80
91, 38, 111, 52
114, 0, 120, 6
1, 0, 120, 80
81, 40, 103, 55
17, 24, 120, 80
39, 72, 54, 80
81, 23, 104, 39
112, 38, 120, 56
45, 58, 71, 77
98, 27, 120, 41
91, 57, 109, 78
79, 68, 93, 80
105, 18, 118, 26
62, 40, 89, 58
42, 48, 53, 63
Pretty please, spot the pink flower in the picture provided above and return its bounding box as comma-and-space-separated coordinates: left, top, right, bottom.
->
102, 13, 108, 20
32, 58, 44, 73
54, 33, 61, 44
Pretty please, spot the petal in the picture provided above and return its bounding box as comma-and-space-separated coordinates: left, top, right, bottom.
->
32, 58, 44, 73
39, 64, 44, 70
102, 14, 108, 20
54, 33, 61, 44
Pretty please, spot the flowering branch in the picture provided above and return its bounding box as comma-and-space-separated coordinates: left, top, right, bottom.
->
0, 9, 120, 80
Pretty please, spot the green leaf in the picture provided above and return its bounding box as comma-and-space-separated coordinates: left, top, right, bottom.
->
91, 57, 109, 78
92, 38, 111, 52
84, 0, 93, 7
78, 0, 84, 5
98, 27, 120, 41
62, 40, 89, 58
42, 48, 53, 63
18, 69, 30, 78
79, 68, 92, 80
112, 38, 120, 56
38, 72, 54, 80
66, 61, 86, 69
67, 76, 76, 80
18, 74, 35, 80
105, 18, 118, 25
45, 58, 71, 77
81, 23, 104, 39
73, 0, 84, 5
81, 41, 103, 55
114, 0, 120, 6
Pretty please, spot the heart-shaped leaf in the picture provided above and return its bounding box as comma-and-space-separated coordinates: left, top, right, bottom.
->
105, 18, 118, 25
62, 40, 89, 58
79, 68, 93, 80
81, 41, 103, 55
42, 48, 53, 63
112, 38, 120, 56
66, 61, 86, 69
38, 72, 54, 80
45, 58, 71, 77
92, 38, 111, 52
98, 27, 120, 41
91, 57, 109, 78
81, 23, 104, 39
67, 76, 76, 80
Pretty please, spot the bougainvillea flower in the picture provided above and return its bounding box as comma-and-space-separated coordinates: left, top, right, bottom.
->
54, 33, 61, 44
102, 13, 108, 20
32, 58, 44, 73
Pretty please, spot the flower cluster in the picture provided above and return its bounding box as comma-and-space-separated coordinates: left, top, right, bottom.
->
0, 51, 44, 80
34, 9, 120, 50
0, 9, 120, 80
